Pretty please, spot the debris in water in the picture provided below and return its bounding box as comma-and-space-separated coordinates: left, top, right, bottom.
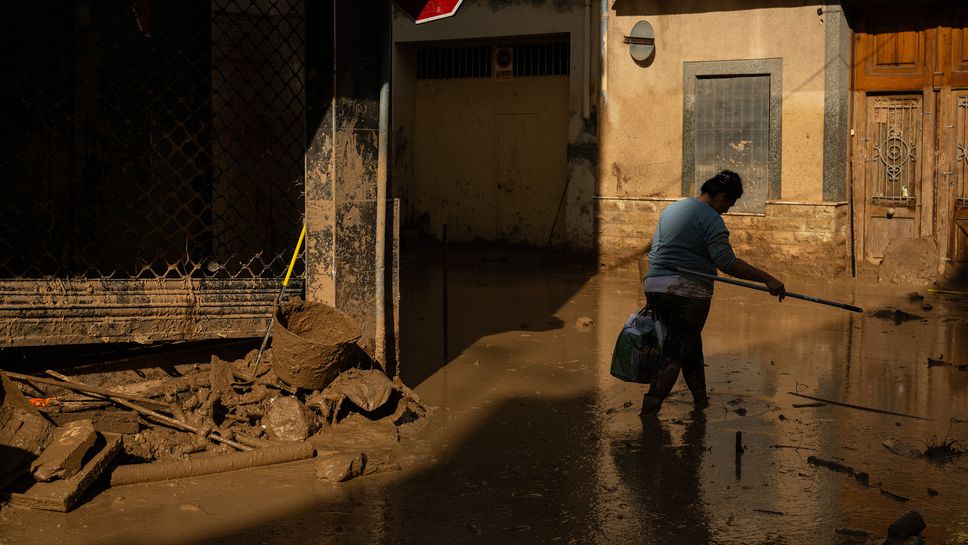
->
921, 303, 933, 311
926, 354, 968, 370
884, 510, 925, 545
806, 455, 869, 485
881, 439, 921, 459
870, 308, 922, 324
752, 509, 784, 516
880, 488, 910, 502
793, 402, 825, 408
315, 451, 366, 483
575, 317, 595, 331
906, 292, 924, 302
834, 527, 869, 539
927, 488, 939, 497
922, 433, 966, 463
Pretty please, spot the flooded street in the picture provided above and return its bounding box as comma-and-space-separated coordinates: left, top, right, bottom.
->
3, 249, 968, 544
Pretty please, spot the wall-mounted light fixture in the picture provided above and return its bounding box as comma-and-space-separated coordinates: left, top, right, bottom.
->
624, 21, 655, 63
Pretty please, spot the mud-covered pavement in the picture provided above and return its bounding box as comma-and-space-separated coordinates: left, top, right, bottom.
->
2, 250, 968, 545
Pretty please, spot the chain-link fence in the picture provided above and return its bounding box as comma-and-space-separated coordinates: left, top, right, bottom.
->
1, 0, 307, 281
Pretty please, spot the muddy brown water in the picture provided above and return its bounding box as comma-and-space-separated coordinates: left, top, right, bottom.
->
2, 249, 968, 545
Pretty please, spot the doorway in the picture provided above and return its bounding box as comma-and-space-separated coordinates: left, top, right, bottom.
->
412, 40, 570, 247
852, 3, 968, 272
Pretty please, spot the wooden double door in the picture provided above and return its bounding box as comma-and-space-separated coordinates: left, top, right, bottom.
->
853, 3, 968, 271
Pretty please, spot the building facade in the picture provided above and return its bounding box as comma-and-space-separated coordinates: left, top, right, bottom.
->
396, 0, 968, 280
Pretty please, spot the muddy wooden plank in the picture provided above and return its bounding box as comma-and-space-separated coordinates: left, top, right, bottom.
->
4, 432, 122, 512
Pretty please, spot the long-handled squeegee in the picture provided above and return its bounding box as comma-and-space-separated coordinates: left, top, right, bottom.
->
671, 266, 863, 313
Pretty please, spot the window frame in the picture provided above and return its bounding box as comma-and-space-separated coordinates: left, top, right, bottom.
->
681, 59, 783, 209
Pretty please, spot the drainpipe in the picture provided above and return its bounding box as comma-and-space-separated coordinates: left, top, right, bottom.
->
599, 0, 607, 108
583, 0, 591, 120
375, 82, 389, 368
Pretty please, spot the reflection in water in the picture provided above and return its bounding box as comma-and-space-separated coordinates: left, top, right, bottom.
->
611, 413, 711, 544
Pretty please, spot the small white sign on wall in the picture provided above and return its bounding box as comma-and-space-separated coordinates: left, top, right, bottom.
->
494, 47, 513, 80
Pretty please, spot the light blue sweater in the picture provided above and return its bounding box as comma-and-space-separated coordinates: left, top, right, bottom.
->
646, 198, 737, 290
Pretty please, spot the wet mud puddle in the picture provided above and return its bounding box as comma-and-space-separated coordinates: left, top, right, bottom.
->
3, 252, 968, 544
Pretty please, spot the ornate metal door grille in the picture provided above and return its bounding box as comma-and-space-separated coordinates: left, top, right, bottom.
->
868, 97, 921, 206
1, 0, 310, 346
956, 95, 968, 208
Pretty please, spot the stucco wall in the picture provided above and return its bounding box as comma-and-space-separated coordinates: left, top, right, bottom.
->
599, 1, 849, 275
602, 2, 826, 201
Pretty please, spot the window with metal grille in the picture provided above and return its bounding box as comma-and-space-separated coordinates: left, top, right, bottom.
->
416, 46, 491, 80
415, 41, 569, 80
695, 75, 770, 214
682, 60, 783, 215
511, 42, 569, 77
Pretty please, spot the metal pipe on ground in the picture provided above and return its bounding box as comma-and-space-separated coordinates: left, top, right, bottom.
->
110, 441, 316, 486
442, 224, 449, 363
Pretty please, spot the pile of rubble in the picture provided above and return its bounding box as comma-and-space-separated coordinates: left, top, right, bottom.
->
0, 301, 427, 512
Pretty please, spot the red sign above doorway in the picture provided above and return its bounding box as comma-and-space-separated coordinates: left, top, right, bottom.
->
392, 0, 464, 24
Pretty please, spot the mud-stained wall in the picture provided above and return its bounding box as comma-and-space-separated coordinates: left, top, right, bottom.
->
304, 1, 393, 363
603, 2, 825, 200
599, 1, 847, 274
392, 0, 599, 252
412, 76, 570, 245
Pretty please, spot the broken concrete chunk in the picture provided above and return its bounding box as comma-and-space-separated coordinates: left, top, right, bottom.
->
265, 396, 310, 441
315, 452, 366, 482
30, 420, 97, 482
339, 369, 394, 413
576, 317, 594, 330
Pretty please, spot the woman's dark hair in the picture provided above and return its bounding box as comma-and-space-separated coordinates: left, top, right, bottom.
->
700, 170, 744, 200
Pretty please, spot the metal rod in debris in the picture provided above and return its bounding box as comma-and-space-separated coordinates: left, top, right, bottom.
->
672, 266, 863, 313
442, 223, 449, 363
254, 223, 307, 376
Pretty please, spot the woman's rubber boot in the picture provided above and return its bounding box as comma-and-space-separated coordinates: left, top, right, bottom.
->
640, 393, 663, 416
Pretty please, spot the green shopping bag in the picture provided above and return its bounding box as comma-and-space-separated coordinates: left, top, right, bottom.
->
610, 306, 663, 384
